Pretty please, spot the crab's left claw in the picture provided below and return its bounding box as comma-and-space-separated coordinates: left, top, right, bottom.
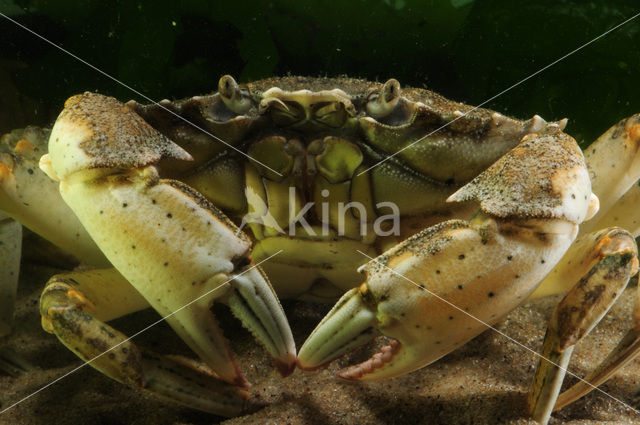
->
297, 283, 394, 379
297, 211, 578, 381
297, 210, 577, 380
300, 129, 595, 382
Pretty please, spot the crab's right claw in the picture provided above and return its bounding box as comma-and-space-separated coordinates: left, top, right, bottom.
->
223, 265, 297, 377
42, 92, 296, 388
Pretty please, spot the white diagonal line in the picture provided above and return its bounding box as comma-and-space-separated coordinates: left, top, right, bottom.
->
357, 11, 640, 177
0, 250, 283, 414
356, 249, 640, 415
0, 12, 282, 177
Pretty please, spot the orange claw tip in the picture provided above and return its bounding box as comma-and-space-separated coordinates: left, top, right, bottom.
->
228, 361, 251, 389
239, 390, 250, 401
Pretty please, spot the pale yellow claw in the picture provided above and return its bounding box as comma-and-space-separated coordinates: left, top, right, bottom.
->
299, 131, 591, 382
298, 113, 640, 425
38, 93, 296, 414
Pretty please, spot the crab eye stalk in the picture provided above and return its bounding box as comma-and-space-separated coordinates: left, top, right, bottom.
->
218, 75, 253, 115
366, 78, 401, 119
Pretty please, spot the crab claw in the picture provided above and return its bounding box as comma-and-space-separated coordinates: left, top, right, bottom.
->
223, 266, 297, 377
297, 284, 393, 379
297, 210, 579, 381
300, 129, 594, 381
41, 92, 296, 388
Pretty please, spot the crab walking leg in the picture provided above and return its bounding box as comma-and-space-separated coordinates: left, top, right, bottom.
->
524, 117, 640, 415
578, 114, 640, 236
544, 234, 640, 412
0, 127, 108, 267
39, 268, 248, 416
0, 213, 34, 376
527, 236, 638, 424
299, 130, 598, 379
532, 228, 637, 298
587, 179, 640, 237
0, 213, 20, 339
553, 292, 640, 411
40, 92, 295, 387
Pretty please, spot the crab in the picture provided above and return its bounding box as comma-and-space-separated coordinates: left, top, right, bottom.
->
1, 76, 639, 424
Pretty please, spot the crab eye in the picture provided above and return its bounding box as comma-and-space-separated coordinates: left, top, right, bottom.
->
218, 75, 253, 115
366, 78, 401, 119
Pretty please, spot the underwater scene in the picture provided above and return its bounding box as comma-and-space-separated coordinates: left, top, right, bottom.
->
2, 1, 640, 424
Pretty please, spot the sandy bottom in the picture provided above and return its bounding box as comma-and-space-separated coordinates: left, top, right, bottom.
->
1, 262, 640, 425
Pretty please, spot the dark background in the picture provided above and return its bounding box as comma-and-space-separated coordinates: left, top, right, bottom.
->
1, 0, 639, 147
